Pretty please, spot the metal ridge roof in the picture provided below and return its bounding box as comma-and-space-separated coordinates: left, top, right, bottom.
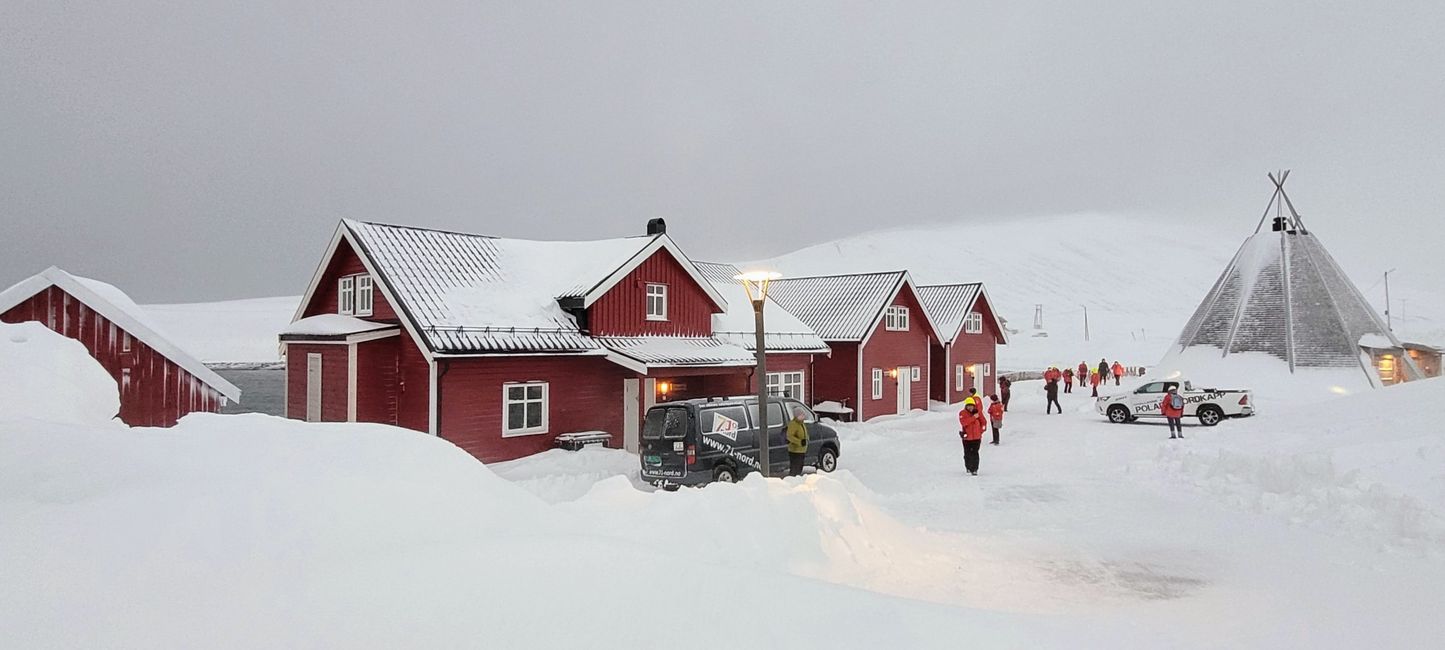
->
764, 271, 908, 341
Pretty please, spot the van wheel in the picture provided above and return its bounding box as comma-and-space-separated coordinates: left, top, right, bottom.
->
1197, 406, 1223, 427
1107, 405, 1130, 424
818, 447, 838, 473
713, 465, 737, 483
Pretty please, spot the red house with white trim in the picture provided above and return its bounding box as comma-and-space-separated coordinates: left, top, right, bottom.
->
0, 267, 242, 426
281, 219, 827, 463
765, 272, 943, 420
917, 283, 1008, 403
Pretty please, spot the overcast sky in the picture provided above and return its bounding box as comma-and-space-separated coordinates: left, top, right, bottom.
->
3, 1, 1442, 302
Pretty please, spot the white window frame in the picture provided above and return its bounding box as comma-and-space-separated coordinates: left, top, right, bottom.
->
121, 368, 132, 396
766, 371, 805, 400
502, 381, 550, 437
645, 283, 668, 321
955, 364, 964, 390
338, 276, 356, 316
884, 305, 910, 331
964, 311, 984, 334
355, 275, 374, 317
121, 331, 132, 353
910, 366, 921, 382
983, 362, 992, 376
871, 368, 883, 400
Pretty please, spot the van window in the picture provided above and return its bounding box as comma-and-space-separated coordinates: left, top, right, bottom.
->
746, 401, 786, 428
699, 405, 751, 436
643, 408, 689, 440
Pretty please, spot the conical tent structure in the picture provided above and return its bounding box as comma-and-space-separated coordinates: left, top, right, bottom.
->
1171, 172, 1421, 387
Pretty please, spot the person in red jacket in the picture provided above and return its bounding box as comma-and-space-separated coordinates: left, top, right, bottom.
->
1077, 362, 1089, 384
987, 395, 1005, 445
1062, 367, 1074, 393
958, 402, 987, 475
1111, 361, 1125, 386
1161, 385, 1186, 439
1089, 369, 1101, 397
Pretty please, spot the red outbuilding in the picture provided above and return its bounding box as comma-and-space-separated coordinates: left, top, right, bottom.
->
0, 267, 242, 426
765, 272, 944, 421
917, 283, 1009, 403
281, 219, 828, 462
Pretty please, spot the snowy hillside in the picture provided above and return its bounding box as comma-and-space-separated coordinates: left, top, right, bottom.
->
752, 213, 1445, 372
142, 296, 298, 365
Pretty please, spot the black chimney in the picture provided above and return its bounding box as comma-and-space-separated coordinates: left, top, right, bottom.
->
647, 218, 667, 236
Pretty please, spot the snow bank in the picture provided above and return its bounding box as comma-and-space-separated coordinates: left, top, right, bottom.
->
0, 321, 119, 425
1150, 344, 1373, 406
490, 445, 648, 503
1156, 377, 1445, 552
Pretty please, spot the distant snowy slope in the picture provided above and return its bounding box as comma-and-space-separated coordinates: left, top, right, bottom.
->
143, 296, 299, 364
753, 214, 1445, 371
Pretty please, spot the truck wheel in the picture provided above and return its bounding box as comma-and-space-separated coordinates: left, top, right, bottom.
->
1197, 406, 1223, 426
818, 447, 838, 473
713, 465, 737, 484
1107, 404, 1130, 424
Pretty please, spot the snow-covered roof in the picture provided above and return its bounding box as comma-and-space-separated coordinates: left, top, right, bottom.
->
280, 314, 398, 338
693, 262, 829, 354
764, 271, 933, 342
0, 267, 241, 402
916, 283, 1008, 345
338, 220, 728, 355
597, 336, 756, 372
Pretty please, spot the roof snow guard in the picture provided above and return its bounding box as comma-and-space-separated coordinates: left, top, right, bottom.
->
1173, 172, 1421, 383
597, 336, 756, 373
0, 267, 242, 402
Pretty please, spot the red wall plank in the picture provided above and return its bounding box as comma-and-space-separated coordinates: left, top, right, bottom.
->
811, 343, 858, 413
283, 344, 349, 422
356, 337, 399, 425
859, 284, 933, 420
948, 294, 1001, 399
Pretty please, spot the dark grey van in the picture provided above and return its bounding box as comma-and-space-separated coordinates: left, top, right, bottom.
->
639, 396, 842, 488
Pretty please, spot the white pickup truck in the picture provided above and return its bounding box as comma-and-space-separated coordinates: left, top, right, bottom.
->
1096, 379, 1254, 426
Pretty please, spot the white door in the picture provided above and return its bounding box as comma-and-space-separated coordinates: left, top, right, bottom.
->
896, 366, 911, 414
306, 353, 323, 422
623, 378, 641, 452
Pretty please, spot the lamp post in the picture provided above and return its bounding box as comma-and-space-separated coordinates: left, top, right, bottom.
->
736, 270, 781, 477
1384, 268, 1396, 331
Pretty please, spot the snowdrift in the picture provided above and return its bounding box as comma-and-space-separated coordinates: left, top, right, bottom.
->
0, 321, 119, 425
1149, 344, 1375, 406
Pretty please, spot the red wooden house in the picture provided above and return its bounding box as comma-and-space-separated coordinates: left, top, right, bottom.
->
917, 283, 1008, 403
0, 267, 242, 426
281, 219, 827, 462
765, 272, 943, 420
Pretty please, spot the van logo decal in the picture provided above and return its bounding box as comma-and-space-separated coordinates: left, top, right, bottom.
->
711, 413, 740, 441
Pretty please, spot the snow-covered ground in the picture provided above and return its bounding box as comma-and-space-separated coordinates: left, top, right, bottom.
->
4, 319, 1444, 647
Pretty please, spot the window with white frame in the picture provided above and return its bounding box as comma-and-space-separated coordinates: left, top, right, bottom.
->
122, 331, 132, 353
983, 362, 992, 376
503, 382, 549, 436
645, 283, 668, 321
355, 275, 374, 317
955, 364, 965, 390
964, 311, 984, 334
338, 276, 355, 315
910, 366, 921, 382
766, 371, 805, 400
884, 305, 910, 331
871, 368, 883, 399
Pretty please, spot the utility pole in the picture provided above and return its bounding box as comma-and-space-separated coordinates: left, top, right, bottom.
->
1384, 268, 1396, 331
1082, 305, 1090, 342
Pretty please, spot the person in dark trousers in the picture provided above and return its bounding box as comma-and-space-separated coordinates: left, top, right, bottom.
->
1089, 369, 1101, 397
1161, 386, 1185, 439
786, 407, 809, 475
1045, 378, 1062, 414
1111, 361, 1125, 386
987, 395, 1004, 445
998, 377, 1012, 411
1077, 361, 1089, 385
958, 401, 987, 475
1098, 359, 1109, 383
1062, 367, 1074, 393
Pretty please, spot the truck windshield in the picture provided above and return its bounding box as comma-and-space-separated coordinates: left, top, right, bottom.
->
643, 408, 688, 440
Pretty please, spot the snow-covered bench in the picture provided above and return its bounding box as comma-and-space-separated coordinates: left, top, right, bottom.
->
553, 431, 613, 451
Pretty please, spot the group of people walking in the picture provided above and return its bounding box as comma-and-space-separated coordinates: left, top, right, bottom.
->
1043, 358, 1128, 409
956, 386, 1006, 476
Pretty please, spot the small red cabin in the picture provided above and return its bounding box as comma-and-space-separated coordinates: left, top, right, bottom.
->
766, 272, 944, 420
0, 267, 242, 426
917, 283, 1009, 403
281, 220, 828, 463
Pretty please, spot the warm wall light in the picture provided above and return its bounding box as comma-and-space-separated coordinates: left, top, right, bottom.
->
888, 368, 899, 379
657, 381, 672, 397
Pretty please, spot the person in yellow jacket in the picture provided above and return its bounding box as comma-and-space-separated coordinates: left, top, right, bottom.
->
786, 408, 809, 476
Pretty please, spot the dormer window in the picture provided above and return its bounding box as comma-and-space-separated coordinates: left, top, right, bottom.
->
964, 311, 984, 334
646, 283, 668, 321
338, 274, 373, 317
885, 305, 909, 331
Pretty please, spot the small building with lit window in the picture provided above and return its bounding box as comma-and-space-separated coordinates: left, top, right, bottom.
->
280, 218, 787, 462
764, 271, 943, 421
0, 266, 241, 426
917, 283, 1008, 404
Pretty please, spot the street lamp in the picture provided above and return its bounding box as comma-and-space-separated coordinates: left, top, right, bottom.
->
736, 270, 782, 477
